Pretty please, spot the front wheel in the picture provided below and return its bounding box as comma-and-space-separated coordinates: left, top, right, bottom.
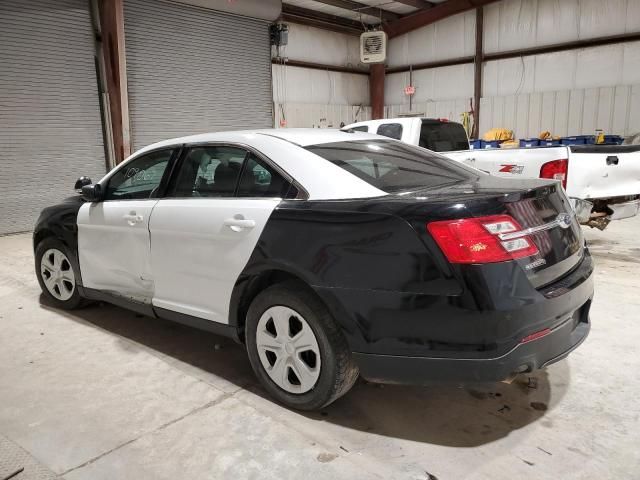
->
246, 281, 358, 410
35, 238, 86, 309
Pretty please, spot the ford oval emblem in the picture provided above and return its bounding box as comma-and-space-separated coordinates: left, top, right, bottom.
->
557, 213, 572, 229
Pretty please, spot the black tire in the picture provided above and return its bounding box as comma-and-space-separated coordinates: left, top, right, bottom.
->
246, 281, 359, 411
35, 237, 86, 310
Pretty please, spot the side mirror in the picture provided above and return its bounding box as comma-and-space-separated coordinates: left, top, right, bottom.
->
81, 184, 103, 202
74, 176, 92, 193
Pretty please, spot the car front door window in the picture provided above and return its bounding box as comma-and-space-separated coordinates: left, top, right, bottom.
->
105, 149, 175, 200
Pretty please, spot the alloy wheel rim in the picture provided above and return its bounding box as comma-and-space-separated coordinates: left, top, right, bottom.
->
40, 248, 75, 301
256, 306, 321, 394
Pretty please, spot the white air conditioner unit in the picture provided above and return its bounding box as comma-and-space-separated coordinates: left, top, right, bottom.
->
360, 31, 387, 64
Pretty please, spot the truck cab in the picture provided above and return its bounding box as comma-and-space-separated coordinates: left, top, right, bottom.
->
344, 117, 470, 153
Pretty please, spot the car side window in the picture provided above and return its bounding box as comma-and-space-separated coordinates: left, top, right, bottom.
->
349, 126, 368, 132
104, 149, 174, 201
170, 146, 247, 198
377, 123, 403, 140
237, 154, 295, 198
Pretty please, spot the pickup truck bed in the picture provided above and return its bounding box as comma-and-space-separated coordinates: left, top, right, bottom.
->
343, 117, 640, 230
446, 144, 640, 229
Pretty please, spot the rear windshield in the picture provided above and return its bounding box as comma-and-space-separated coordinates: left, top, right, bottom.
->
419, 121, 469, 152
305, 139, 479, 193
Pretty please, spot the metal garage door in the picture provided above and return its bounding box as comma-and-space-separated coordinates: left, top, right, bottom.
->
124, 0, 273, 151
0, 0, 106, 235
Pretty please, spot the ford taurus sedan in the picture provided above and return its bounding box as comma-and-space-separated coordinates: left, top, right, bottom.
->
34, 129, 593, 410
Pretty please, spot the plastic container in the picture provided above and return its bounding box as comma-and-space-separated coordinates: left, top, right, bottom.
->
603, 135, 623, 145
482, 140, 501, 149
539, 139, 561, 147
469, 139, 482, 150
561, 136, 587, 145
520, 138, 540, 148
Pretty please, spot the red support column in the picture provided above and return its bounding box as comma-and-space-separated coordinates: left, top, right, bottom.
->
370, 64, 385, 120
100, 0, 131, 163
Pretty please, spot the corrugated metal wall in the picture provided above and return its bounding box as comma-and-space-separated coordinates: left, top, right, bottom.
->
0, 0, 106, 235
124, 0, 273, 150
273, 24, 371, 128
386, 0, 640, 138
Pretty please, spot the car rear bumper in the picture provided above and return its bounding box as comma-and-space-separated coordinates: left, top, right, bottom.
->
315, 246, 594, 385
352, 300, 590, 384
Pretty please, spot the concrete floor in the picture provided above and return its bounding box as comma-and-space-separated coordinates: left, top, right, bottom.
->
1, 217, 639, 480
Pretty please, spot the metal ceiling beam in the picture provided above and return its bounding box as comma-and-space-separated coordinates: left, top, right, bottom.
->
385, 0, 499, 38
392, 0, 435, 9
281, 5, 364, 35
386, 31, 640, 73
483, 31, 640, 61
310, 0, 399, 22
385, 55, 473, 73
271, 58, 368, 75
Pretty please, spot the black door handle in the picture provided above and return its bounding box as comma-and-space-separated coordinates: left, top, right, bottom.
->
606, 156, 619, 165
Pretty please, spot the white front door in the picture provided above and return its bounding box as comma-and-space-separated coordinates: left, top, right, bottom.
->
77, 148, 176, 302
148, 145, 291, 323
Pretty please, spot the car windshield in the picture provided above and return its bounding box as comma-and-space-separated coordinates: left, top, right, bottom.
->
305, 139, 480, 193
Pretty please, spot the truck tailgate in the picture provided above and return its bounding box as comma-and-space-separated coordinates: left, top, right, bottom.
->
567, 145, 640, 199
445, 147, 568, 179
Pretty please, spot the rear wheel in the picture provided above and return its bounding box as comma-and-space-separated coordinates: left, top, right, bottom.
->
246, 281, 358, 410
35, 238, 85, 309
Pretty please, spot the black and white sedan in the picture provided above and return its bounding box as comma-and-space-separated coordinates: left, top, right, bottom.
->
34, 129, 594, 410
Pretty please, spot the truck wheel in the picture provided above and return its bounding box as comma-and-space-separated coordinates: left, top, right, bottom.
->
246, 281, 358, 411
35, 238, 86, 310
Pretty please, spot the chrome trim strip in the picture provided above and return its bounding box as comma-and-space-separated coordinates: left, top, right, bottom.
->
499, 222, 559, 240
498, 212, 574, 241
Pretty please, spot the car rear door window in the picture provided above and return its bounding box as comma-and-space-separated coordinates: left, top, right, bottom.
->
348, 126, 369, 132
170, 146, 247, 197
376, 123, 403, 140
237, 154, 297, 198
105, 149, 175, 200
306, 139, 479, 193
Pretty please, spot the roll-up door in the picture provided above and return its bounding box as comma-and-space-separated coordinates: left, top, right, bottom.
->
0, 0, 106, 235
124, 0, 273, 151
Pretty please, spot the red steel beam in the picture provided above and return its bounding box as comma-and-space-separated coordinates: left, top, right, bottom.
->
384, 0, 499, 38
99, 0, 131, 163
370, 64, 385, 119
472, 6, 483, 139
271, 58, 368, 75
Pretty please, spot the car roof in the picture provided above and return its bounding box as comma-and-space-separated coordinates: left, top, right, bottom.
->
133, 128, 383, 156
107, 128, 391, 201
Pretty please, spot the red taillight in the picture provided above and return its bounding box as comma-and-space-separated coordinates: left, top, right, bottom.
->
427, 214, 539, 264
540, 159, 568, 189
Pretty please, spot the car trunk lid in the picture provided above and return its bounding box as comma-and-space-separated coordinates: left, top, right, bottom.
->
396, 177, 584, 288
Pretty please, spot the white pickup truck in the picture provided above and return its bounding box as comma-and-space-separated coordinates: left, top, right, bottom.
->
343, 117, 640, 229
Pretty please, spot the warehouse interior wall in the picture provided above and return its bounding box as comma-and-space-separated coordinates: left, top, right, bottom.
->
385, 10, 475, 123
386, 0, 640, 139
272, 24, 371, 128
